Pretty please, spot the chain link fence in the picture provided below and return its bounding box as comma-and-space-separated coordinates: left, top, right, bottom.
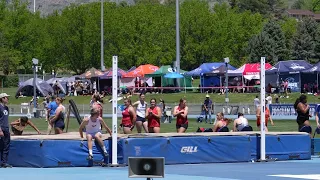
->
9, 102, 259, 117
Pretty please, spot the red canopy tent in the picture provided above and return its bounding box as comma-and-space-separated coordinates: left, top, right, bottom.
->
123, 64, 159, 78
229, 63, 273, 80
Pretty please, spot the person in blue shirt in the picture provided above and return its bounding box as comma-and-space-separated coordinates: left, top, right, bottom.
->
48, 95, 58, 117
0, 93, 12, 168
204, 94, 214, 124
47, 96, 58, 134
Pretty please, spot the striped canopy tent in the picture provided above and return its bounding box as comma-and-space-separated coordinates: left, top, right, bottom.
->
80, 68, 104, 79
99, 68, 127, 79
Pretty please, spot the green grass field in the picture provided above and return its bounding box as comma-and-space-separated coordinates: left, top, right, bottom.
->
2, 87, 320, 105
3, 84, 320, 135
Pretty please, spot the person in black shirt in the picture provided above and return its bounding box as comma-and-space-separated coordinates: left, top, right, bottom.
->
0, 93, 12, 168
294, 95, 312, 135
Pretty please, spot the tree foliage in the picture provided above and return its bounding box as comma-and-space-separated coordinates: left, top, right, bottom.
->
0, 0, 318, 74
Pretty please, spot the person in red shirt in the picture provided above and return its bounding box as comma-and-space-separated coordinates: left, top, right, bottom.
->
121, 99, 136, 134
212, 118, 232, 132
146, 98, 161, 133
256, 102, 274, 132
173, 98, 189, 133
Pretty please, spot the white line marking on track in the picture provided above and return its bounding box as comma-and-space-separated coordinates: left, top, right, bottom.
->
269, 174, 320, 179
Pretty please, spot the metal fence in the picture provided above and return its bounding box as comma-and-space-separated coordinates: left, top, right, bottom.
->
9, 103, 259, 117
18, 74, 73, 83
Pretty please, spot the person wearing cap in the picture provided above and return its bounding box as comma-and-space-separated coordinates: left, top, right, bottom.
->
203, 94, 213, 124
0, 93, 12, 168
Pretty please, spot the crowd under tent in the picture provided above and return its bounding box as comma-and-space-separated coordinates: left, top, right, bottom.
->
301, 61, 320, 89
265, 60, 313, 92
98, 68, 127, 92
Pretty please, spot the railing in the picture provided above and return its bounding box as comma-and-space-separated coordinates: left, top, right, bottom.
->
9, 103, 261, 117
11, 103, 318, 120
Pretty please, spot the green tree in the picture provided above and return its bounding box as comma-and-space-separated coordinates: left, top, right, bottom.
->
0, 47, 21, 75
179, 0, 214, 69
292, 22, 315, 61
314, 26, 320, 60
210, 4, 264, 67
292, 0, 320, 12
280, 17, 298, 59
262, 20, 287, 62
247, 31, 275, 63
236, 0, 285, 17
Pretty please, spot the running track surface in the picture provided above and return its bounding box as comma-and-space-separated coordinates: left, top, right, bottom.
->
2, 158, 320, 180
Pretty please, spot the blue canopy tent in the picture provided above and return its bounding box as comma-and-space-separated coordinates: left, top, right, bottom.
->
265, 60, 313, 92
46, 78, 67, 94
302, 62, 320, 73
301, 62, 320, 91
184, 63, 236, 92
16, 78, 54, 97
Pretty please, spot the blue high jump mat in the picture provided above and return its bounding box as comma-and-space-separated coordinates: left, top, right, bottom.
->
8, 132, 311, 167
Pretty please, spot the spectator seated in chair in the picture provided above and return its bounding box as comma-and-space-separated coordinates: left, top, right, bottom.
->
233, 113, 253, 132
197, 118, 232, 132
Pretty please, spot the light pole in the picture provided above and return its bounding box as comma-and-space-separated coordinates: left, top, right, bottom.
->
100, 0, 105, 71
32, 58, 39, 118
224, 57, 229, 105
175, 0, 180, 87
33, 0, 36, 13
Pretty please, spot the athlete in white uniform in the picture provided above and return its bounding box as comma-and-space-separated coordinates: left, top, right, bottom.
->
233, 113, 249, 132
132, 93, 148, 133
79, 108, 112, 160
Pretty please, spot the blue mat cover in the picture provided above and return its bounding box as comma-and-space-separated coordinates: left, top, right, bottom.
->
8, 140, 109, 168
119, 136, 252, 165
8, 134, 311, 167
312, 138, 320, 155
250, 135, 311, 160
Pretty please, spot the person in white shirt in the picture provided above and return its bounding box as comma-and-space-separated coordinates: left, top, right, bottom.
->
132, 93, 148, 133
254, 96, 260, 109
79, 108, 112, 160
233, 113, 249, 131
266, 94, 272, 108
266, 94, 272, 104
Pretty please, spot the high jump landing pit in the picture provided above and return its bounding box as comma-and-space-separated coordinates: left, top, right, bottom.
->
8, 131, 311, 168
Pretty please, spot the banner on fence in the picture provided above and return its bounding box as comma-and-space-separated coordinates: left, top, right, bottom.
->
269, 104, 319, 116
